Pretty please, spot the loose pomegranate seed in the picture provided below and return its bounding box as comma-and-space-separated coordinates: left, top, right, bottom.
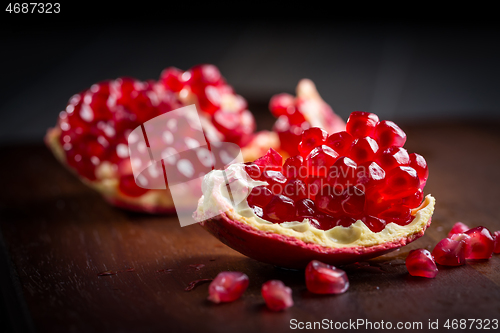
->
283, 179, 308, 201
325, 131, 353, 156
261, 170, 287, 195
327, 157, 358, 189
447, 222, 470, 237
349, 137, 379, 164
362, 215, 387, 233
449, 233, 472, 258
253, 148, 283, 171
493, 231, 500, 254
298, 127, 328, 157
345, 111, 379, 139
464, 226, 494, 260
376, 147, 410, 171
247, 186, 274, 208
373, 120, 407, 149
381, 166, 420, 200
305, 260, 349, 294
261, 280, 294, 311
409, 153, 429, 189
405, 249, 438, 278
264, 195, 297, 223
305, 145, 339, 177
432, 237, 468, 266
282, 155, 305, 180
208, 271, 249, 304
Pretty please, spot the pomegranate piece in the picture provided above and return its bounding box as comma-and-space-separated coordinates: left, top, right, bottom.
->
346, 111, 379, 139
261, 280, 294, 311
305, 260, 349, 294
493, 231, 500, 254
405, 249, 438, 278
464, 226, 494, 260
373, 120, 407, 149
298, 127, 328, 157
432, 237, 468, 266
208, 271, 249, 304
447, 222, 470, 237
264, 195, 297, 223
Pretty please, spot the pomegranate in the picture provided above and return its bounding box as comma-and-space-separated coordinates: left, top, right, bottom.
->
195, 112, 435, 268
305, 260, 349, 294
207, 271, 249, 303
261, 280, 294, 311
46, 65, 278, 213
270, 79, 346, 157
405, 249, 438, 278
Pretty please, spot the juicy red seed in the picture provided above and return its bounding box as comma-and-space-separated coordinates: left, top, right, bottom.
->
325, 131, 353, 156
409, 153, 429, 188
306, 177, 327, 200
327, 156, 357, 189
381, 166, 420, 200
362, 215, 387, 233
464, 226, 494, 260
269, 93, 296, 117
261, 280, 294, 311
335, 216, 357, 228
244, 163, 262, 180
449, 233, 472, 258
313, 213, 336, 230
378, 205, 412, 226
273, 116, 308, 157
160, 67, 184, 92
264, 195, 296, 223
207, 271, 249, 304
341, 186, 365, 218
305, 145, 339, 177
298, 127, 328, 156
252, 205, 265, 218
401, 188, 424, 209
283, 179, 307, 201
373, 120, 407, 150
345, 111, 379, 139
247, 186, 274, 207
262, 170, 287, 195
315, 189, 346, 216
283, 155, 304, 179
349, 137, 379, 164
356, 161, 385, 190
376, 147, 410, 170
119, 175, 149, 197
190, 64, 222, 85
432, 237, 468, 266
448, 222, 470, 237
305, 260, 349, 294
364, 188, 396, 216
405, 249, 438, 278
253, 148, 283, 170
493, 231, 500, 254
296, 198, 316, 217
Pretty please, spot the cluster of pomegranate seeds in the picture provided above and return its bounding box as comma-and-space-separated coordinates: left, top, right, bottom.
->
207, 271, 249, 304
405, 249, 438, 278
244, 111, 428, 232
305, 260, 349, 294
261, 280, 294, 311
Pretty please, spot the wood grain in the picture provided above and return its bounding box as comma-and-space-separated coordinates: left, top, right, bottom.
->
1, 121, 499, 333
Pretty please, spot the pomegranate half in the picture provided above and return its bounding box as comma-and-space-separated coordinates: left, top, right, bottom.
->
195, 113, 435, 268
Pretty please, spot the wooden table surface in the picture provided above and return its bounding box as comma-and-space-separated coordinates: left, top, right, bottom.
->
1, 121, 499, 333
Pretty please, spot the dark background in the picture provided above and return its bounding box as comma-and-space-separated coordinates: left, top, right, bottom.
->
1, 4, 500, 143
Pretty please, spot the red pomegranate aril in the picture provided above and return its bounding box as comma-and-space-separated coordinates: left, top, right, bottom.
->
247, 186, 274, 208
283, 179, 307, 201
401, 188, 424, 209
119, 174, 149, 197
325, 131, 353, 156
376, 147, 410, 171
493, 231, 500, 254
327, 157, 358, 189
253, 148, 283, 171
342, 186, 365, 218
315, 189, 345, 216
464, 226, 494, 260
296, 198, 316, 217
262, 170, 287, 195
346, 111, 379, 139
208, 271, 249, 304
449, 233, 472, 258
378, 205, 412, 226
190, 64, 223, 86
364, 188, 395, 216
373, 120, 407, 150
356, 161, 385, 190
381, 166, 420, 200
264, 195, 297, 223
252, 205, 265, 218
307, 177, 327, 201
305, 145, 339, 177
305, 260, 349, 294
362, 215, 387, 233
448, 222, 470, 237
405, 249, 438, 278
160, 67, 184, 92
283, 155, 305, 180
261, 280, 294, 311
409, 153, 429, 189
273, 116, 308, 157
313, 212, 336, 230
432, 237, 468, 266
298, 127, 328, 156
335, 216, 357, 228
244, 163, 262, 180
269, 93, 296, 117
349, 137, 379, 164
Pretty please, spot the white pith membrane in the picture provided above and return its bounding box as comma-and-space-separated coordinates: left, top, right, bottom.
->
195, 163, 435, 248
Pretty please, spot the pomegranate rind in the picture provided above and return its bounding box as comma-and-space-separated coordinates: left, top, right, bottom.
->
195, 164, 435, 268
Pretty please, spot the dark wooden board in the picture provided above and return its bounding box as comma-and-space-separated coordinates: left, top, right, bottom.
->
1, 121, 499, 333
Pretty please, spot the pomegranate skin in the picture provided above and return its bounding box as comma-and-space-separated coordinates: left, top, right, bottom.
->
198, 210, 432, 269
